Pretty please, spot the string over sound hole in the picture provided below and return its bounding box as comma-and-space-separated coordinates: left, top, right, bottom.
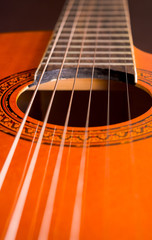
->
17, 78, 151, 127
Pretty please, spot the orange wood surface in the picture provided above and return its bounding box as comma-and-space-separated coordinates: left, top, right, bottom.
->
0, 31, 152, 240
0, 31, 51, 79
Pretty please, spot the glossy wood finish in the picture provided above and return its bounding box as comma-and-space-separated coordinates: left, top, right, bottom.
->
0, 31, 51, 79
0, 31, 152, 240
0, 31, 51, 168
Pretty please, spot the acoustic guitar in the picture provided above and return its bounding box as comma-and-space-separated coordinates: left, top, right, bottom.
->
0, 0, 152, 239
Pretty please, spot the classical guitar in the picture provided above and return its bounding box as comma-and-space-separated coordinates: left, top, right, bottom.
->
0, 0, 152, 239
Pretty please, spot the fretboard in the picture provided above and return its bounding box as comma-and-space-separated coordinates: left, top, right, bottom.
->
35, 0, 136, 82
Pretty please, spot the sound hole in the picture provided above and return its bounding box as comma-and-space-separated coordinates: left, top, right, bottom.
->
17, 79, 152, 127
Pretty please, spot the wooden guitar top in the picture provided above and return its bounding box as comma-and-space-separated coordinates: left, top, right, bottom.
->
0, 31, 152, 239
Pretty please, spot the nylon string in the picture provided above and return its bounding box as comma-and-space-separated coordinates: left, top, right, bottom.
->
2, 123, 39, 239
123, 0, 135, 161
4, 0, 85, 239
0, 0, 76, 190
38, 1, 97, 239
27, 127, 56, 239
3, 0, 136, 239
70, 1, 103, 239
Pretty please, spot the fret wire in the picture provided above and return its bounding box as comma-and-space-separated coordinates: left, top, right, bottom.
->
66, 3, 124, 6
63, 16, 127, 20
63, 10, 126, 14
57, 28, 128, 32
57, 19, 127, 24
65, 4, 122, 7
65, 7, 125, 11
67, 1, 124, 4
44, 57, 133, 60
73, 1, 124, 3
60, 27, 128, 31
63, 7, 126, 11
53, 39, 130, 43
52, 51, 132, 55
52, 45, 131, 49
62, 14, 126, 17
65, 4, 124, 8
64, 4, 125, 9
56, 23, 128, 27
54, 33, 129, 37
41, 63, 134, 66
65, 2, 124, 5
58, 20, 126, 25
70, 1, 123, 3
55, 36, 129, 41
63, 11, 126, 15
66, 1, 123, 4
60, 31, 128, 35
69, 0, 123, 2
57, 20, 128, 24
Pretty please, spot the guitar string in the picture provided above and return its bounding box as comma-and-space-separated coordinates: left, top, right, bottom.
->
38, 2, 97, 239
38, 0, 131, 236
2, 0, 135, 239
70, 0, 136, 238
123, 0, 135, 160
123, 0, 140, 233
103, 2, 117, 237
3, 128, 57, 240
124, 61, 141, 238
28, 128, 74, 239
118, 1, 140, 235
41, 0, 135, 238
104, 18, 111, 180
27, 127, 56, 239
3, 0, 85, 239
2, 123, 40, 239
0, 0, 75, 190
105, 0, 134, 179
69, 1, 102, 239
4, 126, 55, 240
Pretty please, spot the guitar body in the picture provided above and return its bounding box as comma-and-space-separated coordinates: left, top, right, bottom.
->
0, 31, 152, 240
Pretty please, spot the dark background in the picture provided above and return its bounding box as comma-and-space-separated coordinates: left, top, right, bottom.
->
0, 0, 152, 54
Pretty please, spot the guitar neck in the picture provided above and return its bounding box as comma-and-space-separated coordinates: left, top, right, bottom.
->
36, 0, 136, 83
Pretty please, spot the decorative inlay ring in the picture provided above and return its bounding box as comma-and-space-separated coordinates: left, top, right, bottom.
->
0, 69, 152, 147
